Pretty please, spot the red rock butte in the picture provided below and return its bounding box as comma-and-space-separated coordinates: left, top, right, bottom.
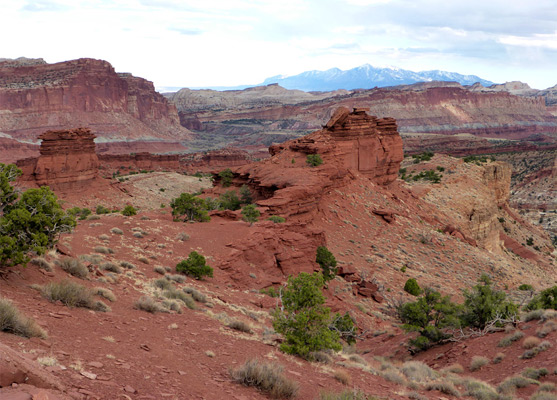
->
17, 128, 100, 192
228, 107, 404, 220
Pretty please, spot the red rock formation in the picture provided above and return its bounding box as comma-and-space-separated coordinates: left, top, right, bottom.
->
98, 152, 181, 172
181, 148, 253, 173
17, 128, 101, 191
0, 58, 190, 143
225, 108, 403, 220
217, 221, 326, 287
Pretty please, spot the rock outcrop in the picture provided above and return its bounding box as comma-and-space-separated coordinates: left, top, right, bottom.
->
225, 108, 403, 220
17, 128, 100, 191
181, 148, 253, 173
0, 58, 191, 144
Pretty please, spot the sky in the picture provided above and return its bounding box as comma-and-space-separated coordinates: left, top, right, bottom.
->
1, 0, 556, 90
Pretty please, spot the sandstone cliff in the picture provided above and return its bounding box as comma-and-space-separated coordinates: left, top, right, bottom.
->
172, 83, 557, 154
17, 128, 101, 192
222, 108, 403, 220
0, 58, 191, 145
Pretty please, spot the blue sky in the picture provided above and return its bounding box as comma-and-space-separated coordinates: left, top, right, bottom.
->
1, 0, 556, 90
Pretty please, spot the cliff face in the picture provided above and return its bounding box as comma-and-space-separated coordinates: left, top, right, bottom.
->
0, 58, 190, 143
172, 83, 557, 153
17, 128, 100, 191
225, 108, 403, 220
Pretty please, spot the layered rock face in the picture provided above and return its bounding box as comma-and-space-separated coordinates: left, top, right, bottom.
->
228, 108, 403, 220
171, 83, 557, 153
17, 128, 100, 191
181, 148, 253, 173
0, 58, 190, 143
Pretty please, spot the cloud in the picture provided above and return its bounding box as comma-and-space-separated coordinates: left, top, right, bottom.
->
169, 27, 203, 36
21, 0, 69, 12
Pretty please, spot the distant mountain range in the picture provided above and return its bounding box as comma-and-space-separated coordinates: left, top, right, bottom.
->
261, 64, 495, 91
163, 64, 496, 93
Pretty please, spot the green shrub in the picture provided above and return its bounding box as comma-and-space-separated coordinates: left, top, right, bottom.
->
176, 251, 213, 280
122, 205, 137, 216
316, 246, 337, 282
0, 297, 47, 338
230, 359, 298, 398
412, 152, 434, 163
268, 215, 286, 223
526, 286, 557, 310
1, 164, 76, 267
68, 207, 91, 220
239, 184, 252, 204
219, 190, 241, 211
404, 278, 422, 296
306, 154, 323, 167
241, 204, 260, 225
399, 287, 461, 352
272, 272, 342, 358
330, 312, 357, 344
170, 193, 210, 222
96, 205, 111, 214
218, 168, 233, 187
461, 274, 518, 329
518, 284, 534, 291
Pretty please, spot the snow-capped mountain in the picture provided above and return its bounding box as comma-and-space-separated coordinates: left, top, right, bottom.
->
261, 64, 494, 91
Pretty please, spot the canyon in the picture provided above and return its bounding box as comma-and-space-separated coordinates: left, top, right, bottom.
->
0, 58, 191, 161
1, 106, 555, 399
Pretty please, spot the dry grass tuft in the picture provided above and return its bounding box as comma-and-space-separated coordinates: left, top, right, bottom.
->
137, 256, 150, 264
401, 361, 438, 382
348, 354, 367, 365
93, 287, 116, 302
57, 257, 89, 279
230, 359, 298, 398
118, 261, 136, 270
319, 390, 372, 400
98, 234, 110, 241
110, 227, 123, 235
333, 370, 351, 386
80, 254, 104, 265
176, 232, 190, 241
154, 265, 166, 275
94, 246, 114, 255
40, 280, 109, 311
521, 367, 548, 380
537, 320, 557, 338
100, 262, 121, 274
523, 336, 541, 349
309, 351, 332, 364
497, 375, 535, 395
166, 274, 186, 283
183, 287, 207, 303
498, 329, 524, 347
227, 319, 253, 334
0, 297, 47, 338
134, 296, 168, 313
29, 256, 53, 271
37, 356, 58, 366
153, 278, 173, 290
441, 363, 464, 374
492, 352, 505, 364
162, 289, 196, 309
425, 381, 461, 397
469, 356, 489, 372
162, 299, 182, 313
